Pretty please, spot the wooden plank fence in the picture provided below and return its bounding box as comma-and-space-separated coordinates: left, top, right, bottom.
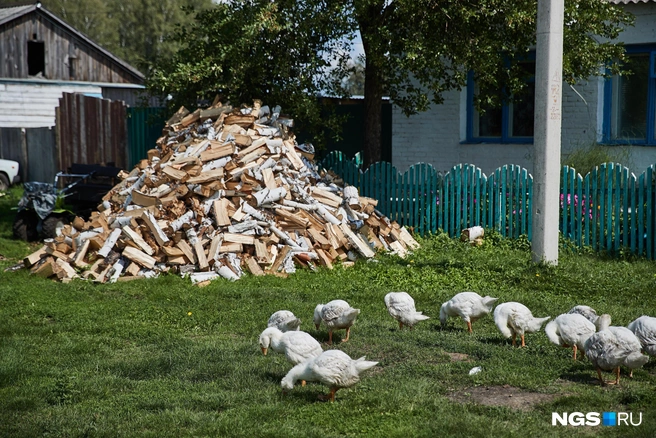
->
56, 93, 128, 171
319, 152, 656, 259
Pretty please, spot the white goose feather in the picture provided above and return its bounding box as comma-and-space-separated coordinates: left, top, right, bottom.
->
493, 301, 550, 347
281, 349, 378, 402
258, 327, 322, 365
384, 292, 430, 329
267, 310, 301, 332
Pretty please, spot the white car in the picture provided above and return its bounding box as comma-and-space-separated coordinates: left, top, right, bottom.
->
0, 158, 20, 190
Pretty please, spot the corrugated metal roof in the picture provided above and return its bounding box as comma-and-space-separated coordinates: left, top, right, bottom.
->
0, 3, 144, 83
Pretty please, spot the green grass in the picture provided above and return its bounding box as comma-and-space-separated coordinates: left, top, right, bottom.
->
1, 190, 655, 437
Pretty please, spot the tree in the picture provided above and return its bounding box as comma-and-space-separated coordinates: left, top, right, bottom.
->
145, 0, 632, 166
351, 0, 633, 166
146, 0, 356, 146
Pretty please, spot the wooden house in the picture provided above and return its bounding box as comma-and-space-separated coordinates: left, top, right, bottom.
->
0, 2, 145, 128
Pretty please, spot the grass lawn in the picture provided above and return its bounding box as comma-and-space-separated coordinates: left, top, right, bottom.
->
0, 188, 655, 437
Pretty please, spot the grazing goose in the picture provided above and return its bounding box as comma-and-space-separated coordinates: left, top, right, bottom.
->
439, 292, 498, 333
281, 349, 378, 402
259, 327, 322, 387
494, 302, 550, 347
258, 327, 322, 365
267, 310, 301, 332
585, 316, 649, 385
384, 292, 430, 329
313, 300, 360, 345
545, 313, 610, 360
567, 305, 599, 324
628, 315, 656, 357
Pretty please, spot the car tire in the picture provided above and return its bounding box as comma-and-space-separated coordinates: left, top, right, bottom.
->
0, 173, 9, 191
41, 213, 71, 239
13, 210, 40, 241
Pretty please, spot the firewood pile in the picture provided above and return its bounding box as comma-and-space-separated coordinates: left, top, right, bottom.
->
23, 99, 419, 285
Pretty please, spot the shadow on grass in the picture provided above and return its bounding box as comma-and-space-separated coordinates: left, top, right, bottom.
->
281, 388, 334, 404
559, 370, 600, 385
263, 371, 285, 384
311, 330, 344, 345
474, 335, 510, 346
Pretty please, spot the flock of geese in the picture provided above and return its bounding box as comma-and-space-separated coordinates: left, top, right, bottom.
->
259, 292, 655, 402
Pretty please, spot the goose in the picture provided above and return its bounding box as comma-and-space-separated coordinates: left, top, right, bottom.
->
567, 305, 599, 324
585, 316, 649, 385
439, 292, 498, 332
267, 310, 301, 332
259, 327, 322, 386
313, 300, 360, 345
493, 302, 550, 347
384, 292, 430, 329
545, 313, 610, 360
628, 315, 656, 357
281, 349, 378, 402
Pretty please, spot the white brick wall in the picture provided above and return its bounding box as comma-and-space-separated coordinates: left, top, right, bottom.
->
391, 2, 656, 176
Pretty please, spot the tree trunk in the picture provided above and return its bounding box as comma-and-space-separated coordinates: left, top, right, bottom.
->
358, 3, 386, 169
362, 61, 383, 168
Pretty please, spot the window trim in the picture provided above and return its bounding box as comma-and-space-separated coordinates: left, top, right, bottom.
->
602, 44, 656, 147
465, 55, 536, 145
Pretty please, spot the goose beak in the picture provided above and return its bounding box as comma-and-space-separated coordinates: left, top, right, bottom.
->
261, 347, 268, 356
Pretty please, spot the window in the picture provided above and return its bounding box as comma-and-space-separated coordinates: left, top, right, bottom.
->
466, 60, 535, 143
603, 46, 656, 145
27, 40, 45, 76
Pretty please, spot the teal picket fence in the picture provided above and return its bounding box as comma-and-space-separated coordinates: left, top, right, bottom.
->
318, 151, 656, 259
126, 107, 167, 169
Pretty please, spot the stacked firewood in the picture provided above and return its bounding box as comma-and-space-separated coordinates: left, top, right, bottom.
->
23, 99, 419, 285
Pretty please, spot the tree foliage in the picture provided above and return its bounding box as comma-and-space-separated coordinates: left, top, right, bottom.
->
146, 0, 357, 146
351, 0, 633, 165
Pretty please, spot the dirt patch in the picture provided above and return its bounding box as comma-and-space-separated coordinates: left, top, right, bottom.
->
447, 385, 557, 411
445, 352, 471, 362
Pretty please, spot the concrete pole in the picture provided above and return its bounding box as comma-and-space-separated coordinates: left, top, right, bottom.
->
532, 0, 564, 265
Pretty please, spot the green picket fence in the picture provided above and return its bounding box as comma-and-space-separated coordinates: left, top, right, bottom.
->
319, 151, 656, 259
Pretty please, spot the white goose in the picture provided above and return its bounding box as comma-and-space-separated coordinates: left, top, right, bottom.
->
439, 292, 498, 333
545, 313, 610, 360
628, 315, 656, 357
258, 327, 323, 368
267, 310, 301, 332
585, 317, 649, 385
567, 305, 599, 324
494, 302, 550, 347
281, 349, 378, 402
313, 300, 360, 345
384, 292, 430, 329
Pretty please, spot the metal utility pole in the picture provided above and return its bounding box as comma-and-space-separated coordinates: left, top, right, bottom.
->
532, 0, 564, 265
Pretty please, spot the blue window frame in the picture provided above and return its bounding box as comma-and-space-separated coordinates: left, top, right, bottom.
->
466, 58, 536, 144
603, 44, 656, 146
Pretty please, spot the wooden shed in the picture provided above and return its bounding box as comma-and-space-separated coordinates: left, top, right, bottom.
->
0, 2, 142, 83
0, 2, 147, 180
0, 1, 146, 129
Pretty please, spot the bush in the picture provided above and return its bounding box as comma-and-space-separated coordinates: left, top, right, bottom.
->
562, 142, 630, 175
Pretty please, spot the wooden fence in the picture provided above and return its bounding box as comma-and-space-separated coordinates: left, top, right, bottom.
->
319, 151, 656, 259
0, 127, 57, 183
56, 93, 128, 171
